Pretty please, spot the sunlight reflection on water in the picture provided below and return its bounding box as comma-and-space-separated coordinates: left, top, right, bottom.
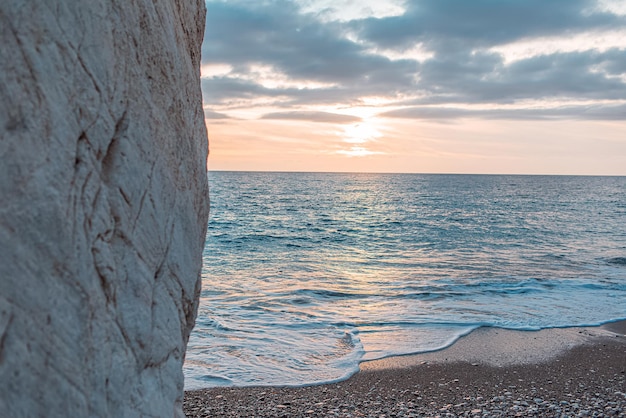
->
185, 172, 626, 388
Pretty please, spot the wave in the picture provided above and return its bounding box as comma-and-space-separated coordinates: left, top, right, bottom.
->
293, 288, 374, 300
606, 256, 626, 266
188, 172, 626, 388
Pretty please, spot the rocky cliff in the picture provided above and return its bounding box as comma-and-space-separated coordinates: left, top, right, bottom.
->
0, 1, 209, 417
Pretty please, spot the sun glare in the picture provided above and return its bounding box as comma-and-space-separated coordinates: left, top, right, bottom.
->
342, 122, 382, 144
334, 121, 386, 157
336, 146, 381, 157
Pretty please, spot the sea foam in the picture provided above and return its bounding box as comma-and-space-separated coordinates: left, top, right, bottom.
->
185, 172, 626, 388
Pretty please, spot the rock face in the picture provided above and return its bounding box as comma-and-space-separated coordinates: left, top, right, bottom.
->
0, 1, 208, 417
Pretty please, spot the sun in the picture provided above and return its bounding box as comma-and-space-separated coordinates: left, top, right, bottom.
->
336, 120, 385, 157
342, 122, 382, 144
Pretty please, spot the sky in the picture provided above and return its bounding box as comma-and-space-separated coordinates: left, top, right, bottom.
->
201, 0, 626, 175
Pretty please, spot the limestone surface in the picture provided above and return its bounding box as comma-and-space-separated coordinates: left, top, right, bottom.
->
0, 1, 209, 417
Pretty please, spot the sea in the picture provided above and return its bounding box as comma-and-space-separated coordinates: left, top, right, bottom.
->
184, 171, 626, 389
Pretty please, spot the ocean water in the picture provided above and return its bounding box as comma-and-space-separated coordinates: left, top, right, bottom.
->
184, 172, 626, 389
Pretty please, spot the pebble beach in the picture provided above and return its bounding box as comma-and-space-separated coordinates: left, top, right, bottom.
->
184, 321, 625, 417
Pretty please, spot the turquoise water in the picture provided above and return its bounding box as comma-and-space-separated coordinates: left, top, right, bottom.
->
184, 172, 626, 388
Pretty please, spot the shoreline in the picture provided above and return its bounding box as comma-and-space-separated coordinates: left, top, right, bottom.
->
362, 320, 626, 371
184, 322, 626, 417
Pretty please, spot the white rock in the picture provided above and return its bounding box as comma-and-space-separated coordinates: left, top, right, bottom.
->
0, 1, 209, 417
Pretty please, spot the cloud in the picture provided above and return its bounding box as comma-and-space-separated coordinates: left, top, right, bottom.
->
202, 1, 412, 84
261, 111, 361, 123
204, 109, 231, 119
202, 1, 418, 105
202, 0, 626, 119
353, 0, 623, 50
380, 103, 626, 121
408, 48, 626, 106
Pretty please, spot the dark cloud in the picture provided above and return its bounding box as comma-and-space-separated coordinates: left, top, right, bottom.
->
260, 111, 361, 123
354, 0, 621, 49
203, 1, 415, 85
202, 76, 284, 102
408, 49, 626, 106
202, 76, 352, 106
203, 0, 626, 119
380, 103, 626, 121
596, 47, 626, 75
204, 109, 231, 119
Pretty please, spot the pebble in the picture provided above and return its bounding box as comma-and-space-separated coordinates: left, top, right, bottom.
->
183, 338, 626, 418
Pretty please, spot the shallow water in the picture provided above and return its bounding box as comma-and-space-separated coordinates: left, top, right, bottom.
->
184, 172, 626, 389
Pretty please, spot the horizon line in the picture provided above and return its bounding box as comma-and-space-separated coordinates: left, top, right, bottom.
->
206, 169, 626, 177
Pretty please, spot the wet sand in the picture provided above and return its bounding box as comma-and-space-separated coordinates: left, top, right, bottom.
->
184, 322, 626, 417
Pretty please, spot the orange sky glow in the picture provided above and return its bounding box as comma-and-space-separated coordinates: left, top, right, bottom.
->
202, 0, 626, 175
